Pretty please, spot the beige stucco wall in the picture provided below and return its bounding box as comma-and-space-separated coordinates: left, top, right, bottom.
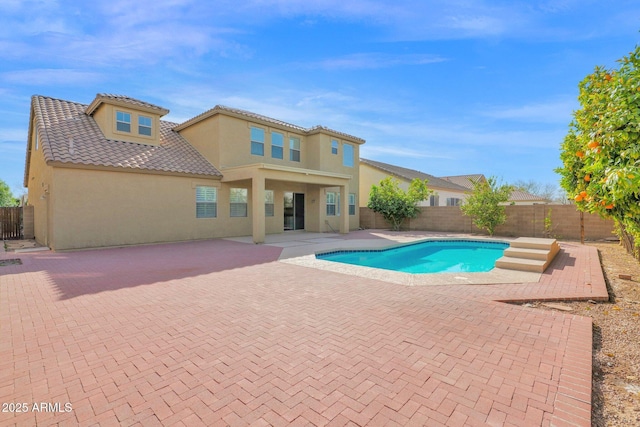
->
360, 205, 615, 240
48, 168, 224, 250
26, 125, 54, 247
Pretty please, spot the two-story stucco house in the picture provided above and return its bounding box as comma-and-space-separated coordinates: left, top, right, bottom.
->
24, 94, 364, 250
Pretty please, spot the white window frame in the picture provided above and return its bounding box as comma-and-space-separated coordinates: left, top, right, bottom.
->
446, 197, 462, 207
251, 127, 264, 156
196, 186, 217, 218
349, 193, 356, 216
138, 115, 152, 136
331, 140, 339, 155
116, 111, 131, 133
230, 188, 248, 217
343, 143, 354, 167
326, 192, 336, 216
271, 131, 284, 159
289, 137, 300, 162
265, 190, 274, 217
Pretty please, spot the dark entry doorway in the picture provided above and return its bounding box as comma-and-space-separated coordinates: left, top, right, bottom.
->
284, 192, 304, 230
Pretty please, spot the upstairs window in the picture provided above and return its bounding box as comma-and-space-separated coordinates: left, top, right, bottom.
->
251, 127, 264, 156
343, 143, 354, 167
230, 188, 248, 217
116, 111, 131, 133
271, 132, 284, 159
196, 186, 217, 218
331, 140, 338, 155
265, 190, 275, 217
138, 115, 152, 136
290, 137, 300, 162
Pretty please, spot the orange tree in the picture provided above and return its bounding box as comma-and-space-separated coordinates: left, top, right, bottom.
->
557, 45, 640, 252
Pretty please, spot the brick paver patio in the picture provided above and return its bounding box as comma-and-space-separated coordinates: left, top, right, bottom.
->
0, 231, 607, 426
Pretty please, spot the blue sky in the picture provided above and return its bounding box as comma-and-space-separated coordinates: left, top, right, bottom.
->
1, 0, 639, 198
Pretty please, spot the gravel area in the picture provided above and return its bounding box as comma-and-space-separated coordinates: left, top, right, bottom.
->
525, 241, 640, 426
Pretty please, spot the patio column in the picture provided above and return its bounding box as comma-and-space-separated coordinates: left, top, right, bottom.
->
339, 184, 349, 234
252, 174, 266, 244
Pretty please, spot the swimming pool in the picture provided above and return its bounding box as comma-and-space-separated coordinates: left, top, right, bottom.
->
316, 239, 509, 274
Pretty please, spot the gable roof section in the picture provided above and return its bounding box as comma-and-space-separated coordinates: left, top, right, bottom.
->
24, 95, 221, 185
175, 105, 365, 144
360, 158, 468, 191
85, 93, 170, 116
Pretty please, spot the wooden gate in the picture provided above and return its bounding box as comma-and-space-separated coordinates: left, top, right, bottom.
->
0, 207, 22, 240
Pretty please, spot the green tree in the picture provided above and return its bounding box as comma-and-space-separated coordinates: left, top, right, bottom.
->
556, 45, 640, 252
0, 179, 19, 207
461, 177, 513, 236
367, 177, 432, 231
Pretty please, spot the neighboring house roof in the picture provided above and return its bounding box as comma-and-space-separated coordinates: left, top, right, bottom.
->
24, 95, 222, 186
360, 158, 468, 192
508, 189, 549, 202
175, 105, 366, 144
439, 174, 485, 190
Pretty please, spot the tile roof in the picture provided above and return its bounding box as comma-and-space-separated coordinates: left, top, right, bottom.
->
25, 95, 222, 185
360, 158, 468, 191
508, 189, 549, 202
439, 174, 485, 190
85, 93, 170, 116
176, 105, 366, 143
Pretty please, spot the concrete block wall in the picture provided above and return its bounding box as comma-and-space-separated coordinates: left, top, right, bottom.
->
360, 204, 616, 240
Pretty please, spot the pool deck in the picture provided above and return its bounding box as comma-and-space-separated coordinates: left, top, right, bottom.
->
0, 230, 608, 426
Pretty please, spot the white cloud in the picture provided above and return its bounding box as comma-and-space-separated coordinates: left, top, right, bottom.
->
308, 53, 447, 70
478, 98, 577, 123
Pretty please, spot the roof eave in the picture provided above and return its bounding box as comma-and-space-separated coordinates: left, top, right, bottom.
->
85, 95, 170, 117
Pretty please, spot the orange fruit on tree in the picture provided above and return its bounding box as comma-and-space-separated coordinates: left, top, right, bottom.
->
584, 175, 591, 182
605, 74, 612, 81
576, 151, 585, 158
605, 204, 614, 210
574, 194, 583, 202
588, 141, 599, 149
580, 190, 587, 197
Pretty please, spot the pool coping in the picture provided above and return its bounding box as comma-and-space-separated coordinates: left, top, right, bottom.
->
279, 235, 543, 286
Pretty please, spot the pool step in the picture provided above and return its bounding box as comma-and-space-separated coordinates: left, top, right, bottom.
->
495, 238, 560, 273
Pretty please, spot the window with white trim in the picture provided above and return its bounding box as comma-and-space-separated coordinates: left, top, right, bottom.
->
251, 127, 264, 156
271, 131, 284, 159
343, 143, 354, 167
349, 193, 356, 215
446, 197, 462, 206
289, 137, 300, 162
265, 190, 274, 217
116, 111, 131, 133
196, 186, 217, 218
326, 192, 336, 216
429, 195, 440, 206
139, 115, 152, 136
331, 140, 338, 155
230, 188, 248, 217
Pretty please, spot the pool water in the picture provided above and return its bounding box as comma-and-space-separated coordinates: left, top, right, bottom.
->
316, 240, 509, 274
